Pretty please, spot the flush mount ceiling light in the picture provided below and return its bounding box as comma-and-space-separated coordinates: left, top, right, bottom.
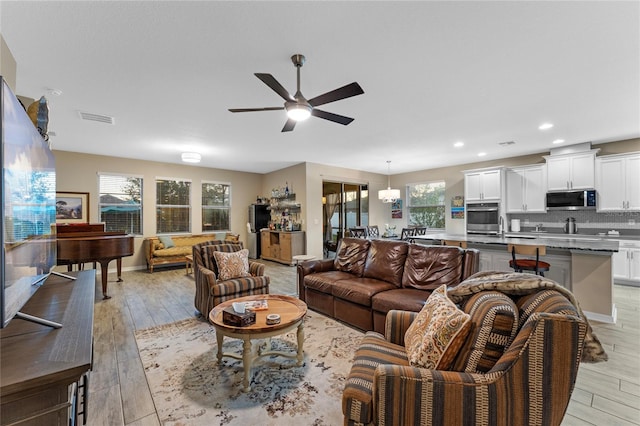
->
552, 139, 565, 144
378, 161, 401, 203
454, 141, 464, 148
539, 122, 554, 130
181, 152, 201, 163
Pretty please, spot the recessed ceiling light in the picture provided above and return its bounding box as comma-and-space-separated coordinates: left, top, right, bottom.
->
552, 139, 565, 144
181, 152, 201, 163
539, 123, 554, 130
478, 152, 487, 157
454, 141, 464, 148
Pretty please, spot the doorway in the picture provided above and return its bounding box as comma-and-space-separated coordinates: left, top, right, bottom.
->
322, 181, 369, 255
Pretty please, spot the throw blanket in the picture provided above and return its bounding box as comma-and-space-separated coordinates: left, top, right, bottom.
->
448, 271, 608, 363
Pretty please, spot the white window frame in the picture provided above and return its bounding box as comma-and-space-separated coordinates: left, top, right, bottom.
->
406, 180, 446, 229
97, 172, 143, 235
155, 176, 192, 234
201, 180, 232, 232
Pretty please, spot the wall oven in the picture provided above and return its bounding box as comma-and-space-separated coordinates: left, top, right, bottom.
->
466, 202, 500, 234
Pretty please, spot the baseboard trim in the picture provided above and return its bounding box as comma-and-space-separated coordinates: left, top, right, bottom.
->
584, 304, 617, 324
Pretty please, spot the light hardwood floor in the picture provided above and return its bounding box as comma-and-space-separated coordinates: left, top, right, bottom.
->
86, 262, 640, 425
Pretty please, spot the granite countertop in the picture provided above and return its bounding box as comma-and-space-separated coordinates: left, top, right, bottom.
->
413, 233, 620, 253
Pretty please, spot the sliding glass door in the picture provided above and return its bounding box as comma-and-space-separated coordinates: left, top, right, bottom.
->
323, 181, 368, 245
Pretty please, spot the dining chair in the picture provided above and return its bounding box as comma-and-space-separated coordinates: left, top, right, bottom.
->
413, 227, 427, 236
366, 225, 380, 238
349, 227, 368, 238
400, 228, 416, 241
507, 244, 550, 276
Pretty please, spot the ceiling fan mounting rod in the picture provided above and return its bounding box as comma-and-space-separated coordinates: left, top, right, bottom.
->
292, 54, 305, 97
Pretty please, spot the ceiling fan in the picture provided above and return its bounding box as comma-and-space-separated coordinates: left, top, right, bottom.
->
229, 54, 364, 132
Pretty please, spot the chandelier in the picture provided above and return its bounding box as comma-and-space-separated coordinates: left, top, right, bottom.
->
378, 161, 400, 203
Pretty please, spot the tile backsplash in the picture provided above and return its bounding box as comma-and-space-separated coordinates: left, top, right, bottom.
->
508, 210, 640, 235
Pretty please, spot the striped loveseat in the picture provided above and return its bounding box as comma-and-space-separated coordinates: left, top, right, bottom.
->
342, 272, 606, 426
193, 241, 269, 318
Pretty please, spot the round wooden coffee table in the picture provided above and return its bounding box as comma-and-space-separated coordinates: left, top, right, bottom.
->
209, 294, 307, 391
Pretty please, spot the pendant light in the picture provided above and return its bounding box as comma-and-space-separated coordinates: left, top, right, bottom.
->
378, 161, 400, 203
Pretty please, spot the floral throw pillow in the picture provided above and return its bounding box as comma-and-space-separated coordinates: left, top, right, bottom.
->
404, 284, 472, 370
213, 249, 251, 280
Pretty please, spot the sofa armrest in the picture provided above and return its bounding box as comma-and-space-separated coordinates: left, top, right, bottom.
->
144, 238, 159, 262
249, 261, 265, 276
297, 258, 336, 302
384, 310, 419, 346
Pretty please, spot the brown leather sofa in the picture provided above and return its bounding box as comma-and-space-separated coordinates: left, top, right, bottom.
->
297, 238, 479, 333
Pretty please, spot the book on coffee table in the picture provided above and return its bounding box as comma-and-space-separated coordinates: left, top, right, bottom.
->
244, 299, 268, 311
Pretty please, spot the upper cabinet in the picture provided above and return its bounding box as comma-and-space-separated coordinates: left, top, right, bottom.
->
544, 151, 596, 191
464, 168, 503, 202
506, 164, 546, 213
596, 153, 640, 212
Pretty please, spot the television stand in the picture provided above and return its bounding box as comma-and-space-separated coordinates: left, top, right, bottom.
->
1, 270, 95, 425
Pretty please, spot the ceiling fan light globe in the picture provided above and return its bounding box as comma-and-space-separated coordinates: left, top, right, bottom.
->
286, 104, 312, 121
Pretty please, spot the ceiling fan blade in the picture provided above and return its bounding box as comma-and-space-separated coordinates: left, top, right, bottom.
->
308, 82, 364, 107
255, 73, 294, 101
311, 109, 355, 125
229, 107, 284, 113
281, 118, 296, 132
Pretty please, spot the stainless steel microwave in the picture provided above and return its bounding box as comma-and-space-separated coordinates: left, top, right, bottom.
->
546, 190, 596, 210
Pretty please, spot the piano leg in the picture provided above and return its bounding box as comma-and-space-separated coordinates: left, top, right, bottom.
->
98, 260, 112, 299
116, 258, 123, 282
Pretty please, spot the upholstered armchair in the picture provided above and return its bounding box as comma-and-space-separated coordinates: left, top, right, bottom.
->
192, 241, 269, 318
343, 282, 593, 426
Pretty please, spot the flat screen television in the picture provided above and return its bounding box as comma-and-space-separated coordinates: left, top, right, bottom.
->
0, 76, 57, 328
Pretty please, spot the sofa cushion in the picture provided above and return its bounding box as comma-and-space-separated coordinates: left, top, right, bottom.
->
213, 249, 251, 280
402, 245, 464, 290
516, 289, 579, 328
334, 238, 370, 277
153, 246, 191, 257
451, 291, 519, 373
304, 270, 357, 294
371, 288, 433, 314
404, 284, 471, 370
158, 235, 175, 249
363, 240, 408, 287
331, 277, 396, 307
342, 331, 409, 425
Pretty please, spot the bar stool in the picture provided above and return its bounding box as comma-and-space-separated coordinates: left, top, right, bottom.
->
507, 244, 550, 276
442, 239, 468, 249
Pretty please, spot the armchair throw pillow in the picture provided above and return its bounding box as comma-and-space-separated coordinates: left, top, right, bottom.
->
213, 249, 251, 280
404, 284, 471, 370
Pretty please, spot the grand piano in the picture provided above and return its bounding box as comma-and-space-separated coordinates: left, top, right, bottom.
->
56, 224, 134, 299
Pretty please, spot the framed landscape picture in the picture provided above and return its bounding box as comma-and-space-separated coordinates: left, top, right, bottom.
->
56, 192, 89, 224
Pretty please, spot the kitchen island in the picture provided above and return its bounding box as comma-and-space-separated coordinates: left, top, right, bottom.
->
413, 233, 619, 323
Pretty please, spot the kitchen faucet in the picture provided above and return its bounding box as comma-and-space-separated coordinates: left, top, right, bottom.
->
535, 223, 543, 232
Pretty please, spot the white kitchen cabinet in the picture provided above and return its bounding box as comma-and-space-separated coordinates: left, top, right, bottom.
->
464, 168, 502, 202
596, 153, 640, 212
506, 165, 546, 213
545, 151, 596, 191
612, 240, 640, 284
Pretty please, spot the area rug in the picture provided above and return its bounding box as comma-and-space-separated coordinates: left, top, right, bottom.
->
134, 311, 364, 426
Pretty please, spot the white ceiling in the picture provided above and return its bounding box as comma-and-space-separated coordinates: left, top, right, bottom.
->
2, 1, 638, 175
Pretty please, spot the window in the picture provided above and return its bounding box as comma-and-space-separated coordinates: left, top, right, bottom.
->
407, 181, 445, 229
156, 178, 191, 233
202, 182, 231, 232
98, 173, 142, 234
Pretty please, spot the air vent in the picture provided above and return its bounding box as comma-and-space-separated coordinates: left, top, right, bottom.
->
78, 111, 115, 125
498, 141, 516, 146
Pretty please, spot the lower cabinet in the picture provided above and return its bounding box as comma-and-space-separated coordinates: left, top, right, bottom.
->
612, 240, 640, 285
479, 250, 572, 290
260, 231, 305, 265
